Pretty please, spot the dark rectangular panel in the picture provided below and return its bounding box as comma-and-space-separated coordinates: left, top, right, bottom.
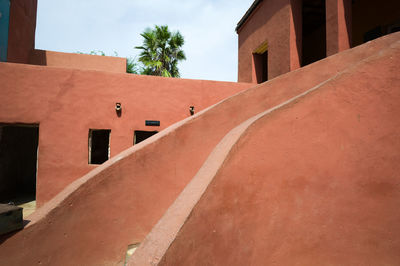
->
0, 0, 10, 62
145, 120, 160, 126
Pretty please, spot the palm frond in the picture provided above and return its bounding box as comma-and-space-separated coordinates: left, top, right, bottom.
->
135, 25, 186, 77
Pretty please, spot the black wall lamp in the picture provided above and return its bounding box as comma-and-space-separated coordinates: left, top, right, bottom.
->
115, 102, 122, 117
189, 106, 195, 116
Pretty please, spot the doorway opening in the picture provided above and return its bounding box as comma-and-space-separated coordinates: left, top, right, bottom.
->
0, 124, 39, 205
88, 129, 110, 164
134, 130, 158, 145
253, 40, 269, 84
302, 0, 326, 66
253, 51, 268, 84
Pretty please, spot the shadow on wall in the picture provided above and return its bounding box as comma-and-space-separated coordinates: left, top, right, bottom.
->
29, 49, 46, 65
291, 0, 302, 68
0, 219, 31, 245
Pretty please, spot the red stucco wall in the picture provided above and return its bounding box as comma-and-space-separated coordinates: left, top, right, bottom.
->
326, 0, 352, 56
159, 34, 400, 266
237, 0, 292, 83
7, 0, 37, 63
239, 0, 399, 83
0, 33, 397, 266
0, 63, 250, 205
289, 0, 302, 70
237, 0, 341, 83
29, 49, 128, 73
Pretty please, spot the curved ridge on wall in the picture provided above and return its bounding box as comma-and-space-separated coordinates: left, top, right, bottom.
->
128, 63, 344, 266
0, 33, 398, 266
128, 37, 400, 265
153, 39, 400, 265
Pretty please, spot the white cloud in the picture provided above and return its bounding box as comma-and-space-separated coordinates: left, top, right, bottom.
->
35, 0, 254, 81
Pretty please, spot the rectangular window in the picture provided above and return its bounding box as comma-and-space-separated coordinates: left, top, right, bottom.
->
134, 130, 158, 145
88, 129, 110, 164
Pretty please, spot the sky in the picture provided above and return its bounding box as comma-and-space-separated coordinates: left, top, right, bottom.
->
35, 0, 254, 82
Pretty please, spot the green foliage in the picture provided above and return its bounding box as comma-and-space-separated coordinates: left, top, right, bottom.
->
75, 25, 186, 77
126, 57, 139, 74
77, 50, 106, 56
135, 25, 186, 77
89, 50, 106, 56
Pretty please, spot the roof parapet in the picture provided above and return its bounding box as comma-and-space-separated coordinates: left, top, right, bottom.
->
235, 0, 263, 33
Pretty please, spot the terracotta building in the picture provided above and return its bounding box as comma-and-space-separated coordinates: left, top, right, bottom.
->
0, 0, 400, 265
0, 0, 251, 206
237, 0, 400, 83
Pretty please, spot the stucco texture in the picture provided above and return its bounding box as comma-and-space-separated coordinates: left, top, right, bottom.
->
237, 0, 291, 83
0, 33, 398, 266
0, 64, 250, 205
159, 36, 400, 265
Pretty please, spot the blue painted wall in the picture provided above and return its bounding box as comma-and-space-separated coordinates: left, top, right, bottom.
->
0, 0, 10, 62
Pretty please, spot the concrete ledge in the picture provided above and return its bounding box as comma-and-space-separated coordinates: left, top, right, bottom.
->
0, 204, 23, 235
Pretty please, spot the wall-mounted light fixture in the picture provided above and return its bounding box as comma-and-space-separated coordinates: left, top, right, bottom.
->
115, 103, 122, 117
189, 106, 195, 116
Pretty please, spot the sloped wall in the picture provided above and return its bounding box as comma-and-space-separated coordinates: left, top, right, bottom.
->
0, 63, 250, 204
0, 33, 398, 266
159, 36, 400, 266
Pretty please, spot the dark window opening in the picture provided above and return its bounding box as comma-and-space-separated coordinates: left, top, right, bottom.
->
363, 22, 400, 43
0, 124, 39, 204
389, 25, 400, 34
352, 0, 400, 47
363, 26, 383, 43
134, 131, 158, 145
89, 129, 110, 164
302, 0, 326, 66
253, 51, 268, 84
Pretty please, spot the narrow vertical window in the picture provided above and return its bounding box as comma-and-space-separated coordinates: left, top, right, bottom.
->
88, 129, 110, 164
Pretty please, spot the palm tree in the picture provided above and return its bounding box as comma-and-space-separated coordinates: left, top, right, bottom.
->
135, 25, 186, 78
126, 57, 139, 74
